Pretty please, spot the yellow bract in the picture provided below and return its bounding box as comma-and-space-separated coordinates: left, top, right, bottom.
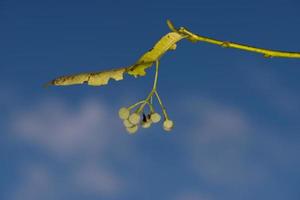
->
88, 68, 125, 86
127, 63, 152, 77
48, 67, 126, 86
46, 30, 184, 87
127, 32, 184, 77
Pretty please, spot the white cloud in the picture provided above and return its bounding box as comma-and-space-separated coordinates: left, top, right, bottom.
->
180, 96, 300, 197
11, 165, 55, 200
9, 97, 135, 198
72, 162, 123, 195
238, 62, 300, 115
7, 95, 300, 199
11, 98, 123, 158
182, 98, 267, 187
174, 190, 212, 200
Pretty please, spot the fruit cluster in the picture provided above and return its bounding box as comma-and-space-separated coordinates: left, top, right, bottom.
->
118, 60, 174, 134
118, 105, 174, 134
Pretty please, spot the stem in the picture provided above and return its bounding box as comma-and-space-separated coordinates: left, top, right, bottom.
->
149, 96, 154, 113
128, 100, 154, 112
128, 100, 146, 110
154, 91, 169, 120
136, 60, 160, 113
167, 19, 300, 59
153, 60, 159, 90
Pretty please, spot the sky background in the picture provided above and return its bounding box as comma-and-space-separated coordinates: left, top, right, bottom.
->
1, 0, 300, 199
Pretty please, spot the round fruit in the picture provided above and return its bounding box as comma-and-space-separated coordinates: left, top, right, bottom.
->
141, 121, 152, 128
128, 113, 141, 125
123, 119, 133, 128
118, 107, 130, 120
126, 125, 138, 134
150, 113, 161, 123
163, 119, 174, 131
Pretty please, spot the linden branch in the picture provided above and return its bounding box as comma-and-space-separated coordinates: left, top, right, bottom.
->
167, 20, 300, 59
48, 19, 300, 134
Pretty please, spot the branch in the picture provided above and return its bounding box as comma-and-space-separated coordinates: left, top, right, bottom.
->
167, 20, 300, 59
47, 19, 300, 134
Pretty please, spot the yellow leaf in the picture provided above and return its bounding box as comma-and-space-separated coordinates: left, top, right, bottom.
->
46, 67, 127, 87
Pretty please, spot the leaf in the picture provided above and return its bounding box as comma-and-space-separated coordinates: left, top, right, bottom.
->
46, 67, 127, 87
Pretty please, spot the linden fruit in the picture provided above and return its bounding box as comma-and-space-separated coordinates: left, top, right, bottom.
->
128, 113, 141, 125
150, 113, 161, 123
126, 125, 138, 134
123, 119, 133, 128
118, 107, 130, 120
163, 119, 174, 131
141, 121, 152, 128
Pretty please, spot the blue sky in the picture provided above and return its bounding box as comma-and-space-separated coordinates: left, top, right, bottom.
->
1, 0, 300, 199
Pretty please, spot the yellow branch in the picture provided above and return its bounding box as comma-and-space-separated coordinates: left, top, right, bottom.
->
167, 20, 300, 59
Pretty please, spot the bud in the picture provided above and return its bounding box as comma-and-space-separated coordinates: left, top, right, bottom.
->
126, 125, 138, 134
128, 113, 141, 125
163, 119, 174, 131
150, 113, 161, 123
118, 107, 130, 120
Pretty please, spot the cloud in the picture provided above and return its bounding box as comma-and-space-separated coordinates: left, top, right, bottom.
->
11, 98, 125, 158
8, 97, 134, 199
6, 95, 300, 200
179, 96, 300, 197
11, 165, 55, 200
183, 99, 259, 185
72, 162, 123, 195
174, 191, 212, 200
238, 62, 300, 115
